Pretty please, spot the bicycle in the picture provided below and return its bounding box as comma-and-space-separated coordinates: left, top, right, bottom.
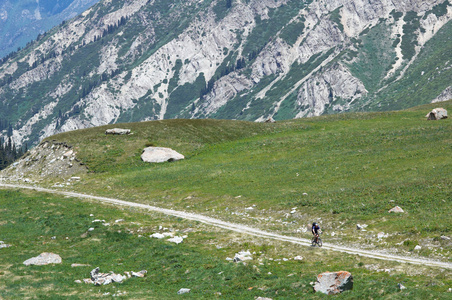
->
311, 233, 322, 247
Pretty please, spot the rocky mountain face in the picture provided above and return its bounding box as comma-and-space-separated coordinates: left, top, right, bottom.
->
0, 0, 451, 146
0, 0, 100, 59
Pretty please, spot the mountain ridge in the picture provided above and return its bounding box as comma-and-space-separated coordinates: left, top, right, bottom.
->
0, 0, 101, 59
0, 0, 451, 146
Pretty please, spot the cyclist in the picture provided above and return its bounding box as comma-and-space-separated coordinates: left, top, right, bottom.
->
312, 222, 321, 243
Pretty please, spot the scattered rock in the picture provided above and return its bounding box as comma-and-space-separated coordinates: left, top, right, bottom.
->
233, 251, 253, 263
356, 224, 368, 230
414, 245, 422, 251
377, 232, 388, 239
313, 271, 353, 295
398, 283, 407, 290
1, 141, 87, 180
294, 256, 304, 261
177, 288, 191, 295
74, 280, 82, 284
23, 252, 62, 266
71, 263, 91, 267
131, 270, 147, 278
150, 233, 166, 239
441, 236, 450, 241
141, 147, 185, 163
105, 128, 131, 135
86, 267, 127, 285
0, 241, 11, 249
168, 236, 184, 244
426, 108, 448, 120
63, 150, 74, 158
388, 206, 404, 213
256, 297, 273, 300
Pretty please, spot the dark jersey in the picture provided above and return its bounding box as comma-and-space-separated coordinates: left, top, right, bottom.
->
312, 225, 320, 234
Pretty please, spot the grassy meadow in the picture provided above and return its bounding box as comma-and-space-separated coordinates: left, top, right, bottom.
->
1, 101, 451, 298
0, 189, 451, 299
42, 101, 452, 255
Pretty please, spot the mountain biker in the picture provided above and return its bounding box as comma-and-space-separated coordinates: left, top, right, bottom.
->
312, 222, 321, 242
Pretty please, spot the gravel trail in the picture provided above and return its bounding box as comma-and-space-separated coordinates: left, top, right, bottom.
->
2, 183, 451, 269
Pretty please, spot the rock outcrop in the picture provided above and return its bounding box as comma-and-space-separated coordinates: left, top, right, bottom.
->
313, 271, 353, 295
1, 140, 87, 182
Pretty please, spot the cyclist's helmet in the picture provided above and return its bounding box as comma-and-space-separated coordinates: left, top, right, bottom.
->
312, 222, 317, 227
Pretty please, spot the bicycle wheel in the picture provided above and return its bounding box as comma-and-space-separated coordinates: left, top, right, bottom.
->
311, 237, 316, 246
317, 238, 322, 247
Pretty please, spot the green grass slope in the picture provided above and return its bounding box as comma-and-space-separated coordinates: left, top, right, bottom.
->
44, 101, 452, 254
0, 189, 450, 299
1, 102, 451, 298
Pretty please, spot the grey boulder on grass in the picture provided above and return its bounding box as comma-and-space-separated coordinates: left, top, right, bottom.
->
141, 147, 185, 163
313, 271, 353, 295
23, 253, 62, 266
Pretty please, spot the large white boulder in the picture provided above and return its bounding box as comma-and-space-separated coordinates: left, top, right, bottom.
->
141, 147, 185, 163
426, 108, 447, 120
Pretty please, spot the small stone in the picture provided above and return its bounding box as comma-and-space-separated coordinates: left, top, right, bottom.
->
74, 280, 82, 284
177, 288, 190, 295
0, 241, 11, 249
377, 232, 387, 239
398, 283, 407, 290
356, 224, 368, 230
131, 270, 147, 278
233, 251, 253, 263
88, 228, 94, 232
294, 256, 303, 261
71, 263, 91, 267
414, 245, 422, 251
388, 206, 404, 213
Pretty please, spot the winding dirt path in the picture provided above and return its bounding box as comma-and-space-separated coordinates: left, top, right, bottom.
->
2, 183, 451, 270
